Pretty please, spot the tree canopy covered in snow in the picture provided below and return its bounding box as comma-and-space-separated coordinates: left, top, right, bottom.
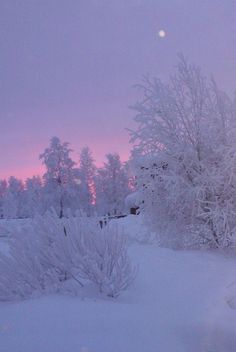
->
95, 153, 130, 216
130, 56, 236, 248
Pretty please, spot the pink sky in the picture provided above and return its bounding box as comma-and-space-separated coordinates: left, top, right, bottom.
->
0, 100, 133, 180
1, 1, 236, 180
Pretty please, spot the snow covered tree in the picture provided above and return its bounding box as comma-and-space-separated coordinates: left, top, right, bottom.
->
95, 153, 130, 216
78, 147, 96, 215
130, 56, 236, 248
2, 177, 24, 219
40, 137, 80, 217
0, 180, 7, 218
24, 176, 43, 217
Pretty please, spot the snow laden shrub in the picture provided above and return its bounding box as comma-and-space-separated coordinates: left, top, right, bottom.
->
75, 220, 136, 297
0, 230, 61, 301
130, 56, 236, 248
0, 212, 136, 301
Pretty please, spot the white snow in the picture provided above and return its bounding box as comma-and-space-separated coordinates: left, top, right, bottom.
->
125, 191, 139, 209
1, 217, 236, 351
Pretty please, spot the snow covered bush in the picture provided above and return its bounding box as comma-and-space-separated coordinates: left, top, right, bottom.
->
130, 56, 236, 248
75, 220, 136, 297
0, 212, 136, 300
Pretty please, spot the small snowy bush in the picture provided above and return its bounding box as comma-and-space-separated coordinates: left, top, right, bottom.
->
0, 212, 136, 301
76, 222, 136, 297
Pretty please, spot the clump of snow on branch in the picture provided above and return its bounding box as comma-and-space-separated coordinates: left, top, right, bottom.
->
0, 212, 136, 301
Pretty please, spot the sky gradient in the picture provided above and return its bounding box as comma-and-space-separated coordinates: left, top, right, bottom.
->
1, 0, 236, 179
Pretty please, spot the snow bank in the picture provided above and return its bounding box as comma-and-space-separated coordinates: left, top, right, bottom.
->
110, 214, 155, 244
1, 240, 236, 351
125, 191, 139, 209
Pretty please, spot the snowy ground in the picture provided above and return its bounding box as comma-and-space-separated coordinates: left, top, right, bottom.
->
1, 217, 236, 351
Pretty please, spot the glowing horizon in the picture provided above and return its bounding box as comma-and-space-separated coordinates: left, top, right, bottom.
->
0, 136, 131, 181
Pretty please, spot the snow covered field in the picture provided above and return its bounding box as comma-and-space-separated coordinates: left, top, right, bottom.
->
1, 217, 236, 352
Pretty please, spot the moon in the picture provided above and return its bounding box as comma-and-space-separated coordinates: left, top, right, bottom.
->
158, 29, 166, 38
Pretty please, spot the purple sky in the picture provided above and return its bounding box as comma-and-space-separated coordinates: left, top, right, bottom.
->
1, 0, 236, 179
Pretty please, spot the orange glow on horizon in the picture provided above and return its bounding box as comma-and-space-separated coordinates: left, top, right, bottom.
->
0, 142, 131, 181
